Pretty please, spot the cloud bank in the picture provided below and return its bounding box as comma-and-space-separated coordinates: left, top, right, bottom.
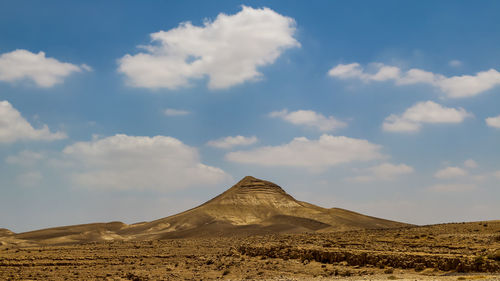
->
226, 134, 384, 168
63, 134, 229, 190
328, 62, 500, 98
6, 150, 45, 166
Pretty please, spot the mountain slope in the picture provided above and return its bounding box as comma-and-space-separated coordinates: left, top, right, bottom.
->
2, 176, 409, 245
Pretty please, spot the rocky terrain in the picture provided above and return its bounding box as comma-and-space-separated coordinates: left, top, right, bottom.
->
0, 221, 499, 280
0, 176, 498, 280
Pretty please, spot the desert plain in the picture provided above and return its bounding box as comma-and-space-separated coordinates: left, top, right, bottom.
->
1, 177, 499, 280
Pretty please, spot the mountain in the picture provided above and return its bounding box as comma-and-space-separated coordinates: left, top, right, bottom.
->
1, 176, 409, 246
0, 228, 14, 236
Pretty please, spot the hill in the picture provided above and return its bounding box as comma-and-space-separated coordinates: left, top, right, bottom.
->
1, 176, 409, 246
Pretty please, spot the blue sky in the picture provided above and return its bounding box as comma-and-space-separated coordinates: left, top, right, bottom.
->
1, 1, 499, 232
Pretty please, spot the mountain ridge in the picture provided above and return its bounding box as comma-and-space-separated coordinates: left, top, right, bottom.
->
0, 176, 410, 246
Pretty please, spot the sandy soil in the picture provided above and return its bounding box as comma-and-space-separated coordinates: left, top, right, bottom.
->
1, 221, 499, 280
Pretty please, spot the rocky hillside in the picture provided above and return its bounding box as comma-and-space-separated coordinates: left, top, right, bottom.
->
1, 176, 409, 246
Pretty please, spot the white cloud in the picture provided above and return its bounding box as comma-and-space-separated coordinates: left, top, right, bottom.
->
485, 115, 500, 128
6, 150, 45, 166
494, 171, 500, 179
0, 101, 67, 143
327, 63, 364, 79
434, 166, 468, 179
382, 101, 472, 132
226, 134, 384, 168
449, 60, 462, 67
369, 163, 414, 180
369, 64, 402, 81
80, 64, 93, 72
0, 49, 89, 87
118, 6, 299, 90
328, 62, 500, 98
164, 108, 190, 116
464, 159, 478, 169
16, 171, 43, 188
347, 162, 414, 182
269, 109, 346, 132
437, 70, 500, 98
428, 183, 476, 192
207, 135, 258, 149
62, 134, 229, 190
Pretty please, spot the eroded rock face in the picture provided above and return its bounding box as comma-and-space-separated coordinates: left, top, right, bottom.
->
213, 176, 301, 208
200, 176, 304, 224
238, 245, 500, 273
235, 222, 500, 274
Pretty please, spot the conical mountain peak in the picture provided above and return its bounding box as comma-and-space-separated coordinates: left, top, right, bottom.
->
238, 175, 258, 182
229, 176, 288, 196
4, 177, 409, 244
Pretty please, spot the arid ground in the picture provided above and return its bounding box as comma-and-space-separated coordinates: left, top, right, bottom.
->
1, 221, 499, 280
1, 177, 499, 280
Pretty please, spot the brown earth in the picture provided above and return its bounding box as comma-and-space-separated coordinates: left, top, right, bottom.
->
0, 176, 498, 280
0, 221, 499, 280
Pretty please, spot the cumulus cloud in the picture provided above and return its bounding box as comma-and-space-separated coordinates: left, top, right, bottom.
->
164, 108, 190, 116
226, 134, 384, 168
328, 62, 500, 98
428, 183, 476, 192
118, 6, 299, 90
434, 166, 468, 179
269, 109, 346, 132
382, 101, 472, 132
347, 162, 414, 182
6, 150, 45, 166
207, 135, 258, 149
62, 134, 229, 190
485, 115, 500, 128
328, 63, 366, 79
0, 101, 67, 143
0, 49, 90, 87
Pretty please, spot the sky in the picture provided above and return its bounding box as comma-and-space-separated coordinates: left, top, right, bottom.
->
1, 1, 499, 232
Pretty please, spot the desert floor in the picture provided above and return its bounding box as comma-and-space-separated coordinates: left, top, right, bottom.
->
1, 221, 499, 280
